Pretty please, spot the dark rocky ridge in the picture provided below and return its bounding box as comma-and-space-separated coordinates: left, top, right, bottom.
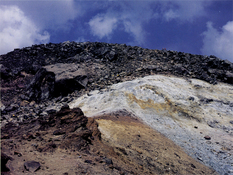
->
1, 41, 233, 104
1, 41, 233, 128
1, 41, 233, 85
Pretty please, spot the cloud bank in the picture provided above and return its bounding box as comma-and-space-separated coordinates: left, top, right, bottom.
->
201, 21, 233, 62
0, 5, 50, 54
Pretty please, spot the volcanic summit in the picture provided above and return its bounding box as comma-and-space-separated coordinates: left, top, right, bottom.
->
1, 41, 233, 175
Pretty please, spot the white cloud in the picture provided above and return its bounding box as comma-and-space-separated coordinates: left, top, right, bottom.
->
201, 21, 233, 62
89, 13, 118, 39
164, 9, 179, 21
161, 1, 211, 22
122, 20, 145, 45
0, 5, 50, 55
88, 2, 156, 45
0, 0, 82, 31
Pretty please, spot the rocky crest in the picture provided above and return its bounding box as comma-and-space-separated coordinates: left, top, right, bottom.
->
1, 41, 233, 175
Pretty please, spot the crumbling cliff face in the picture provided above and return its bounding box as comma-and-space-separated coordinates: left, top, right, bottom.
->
1, 41, 233, 175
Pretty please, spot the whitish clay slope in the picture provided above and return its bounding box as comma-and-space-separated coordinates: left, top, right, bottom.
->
69, 75, 233, 175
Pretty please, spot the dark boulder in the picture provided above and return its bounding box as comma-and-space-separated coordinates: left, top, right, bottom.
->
24, 161, 41, 172
1, 152, 13, 172
225, 71, 233, 84
26, 68, 55, 102
26, 63, 88, 102
0, 64, 11, 80
44, 63, 88, 97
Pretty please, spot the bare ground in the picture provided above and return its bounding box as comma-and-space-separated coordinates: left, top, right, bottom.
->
1, 107, 217, 175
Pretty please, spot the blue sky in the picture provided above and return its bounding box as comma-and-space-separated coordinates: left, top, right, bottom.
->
0, 0, 233, 62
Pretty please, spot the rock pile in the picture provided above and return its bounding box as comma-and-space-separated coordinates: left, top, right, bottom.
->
1, 42, 233, 85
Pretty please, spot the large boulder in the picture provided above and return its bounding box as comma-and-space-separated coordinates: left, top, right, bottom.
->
1, 152, 13, 172
44, 63, 88, 96
0, 64, 11, 80
26, 63, 88, 102
26, 68, 55, 102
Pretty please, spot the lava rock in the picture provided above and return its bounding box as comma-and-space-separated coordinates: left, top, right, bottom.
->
204, 135, 211, 140
1, 152, 13, 172
26, 68, 55, 102
43, 63, 88, 97
24, 161, 41, 172
104, 158, 113, 165
0, 64, 11, 80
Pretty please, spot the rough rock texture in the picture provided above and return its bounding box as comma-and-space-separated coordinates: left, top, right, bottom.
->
26, 63, 88, 102
1, 42, 233, 106
1, 152, 13, 172
1, 41, 233, 175
1, 107, 217, 175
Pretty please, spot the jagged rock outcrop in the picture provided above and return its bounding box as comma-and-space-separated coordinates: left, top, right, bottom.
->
1, 152, 13, 172
1, 41, 233, 175
26, 68, 56, 102
1, 42, 233, 109
1, 42, 233, 106
26, 63, 88, 102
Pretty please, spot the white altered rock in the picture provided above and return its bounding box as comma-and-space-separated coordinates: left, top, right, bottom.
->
69, 75, 233, 174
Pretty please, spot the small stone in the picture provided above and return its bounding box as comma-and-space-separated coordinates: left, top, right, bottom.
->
46, 109, 57, 114
194, 126, 198, 129
84, 160, 92, 164
204, 135, 211, 140
14, 151, 22, 157
104, 158, 113, 165
191, 164, 196, 168
188, 96, 195, 101
24, 161, 41, 172
29, 101, 36, 107
53, 130, 66, 135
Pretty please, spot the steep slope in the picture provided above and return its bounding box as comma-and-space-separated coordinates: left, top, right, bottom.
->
70, 74, 233, 174
1, 41, 233, 175
1, 106, 217, 175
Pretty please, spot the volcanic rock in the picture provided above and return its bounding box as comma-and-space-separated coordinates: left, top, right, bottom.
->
24, 161, 41, 172
1, 152, 13, 172
70, 74, 233, 174
1, 41, 233, 175
43, 63, 88, 96
26, 68, 55, 102
1, 107, 217, 175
